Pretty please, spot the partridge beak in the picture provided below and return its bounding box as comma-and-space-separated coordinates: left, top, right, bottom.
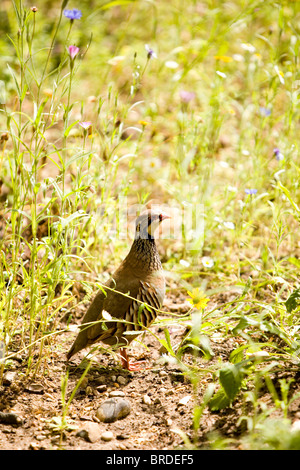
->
160, 212, 171, 221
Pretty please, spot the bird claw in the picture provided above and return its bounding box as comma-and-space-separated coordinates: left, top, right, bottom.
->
119, 348, 148, 371
124, 360, 147, 372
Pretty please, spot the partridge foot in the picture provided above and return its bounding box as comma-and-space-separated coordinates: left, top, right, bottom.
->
120, 348, 147, 372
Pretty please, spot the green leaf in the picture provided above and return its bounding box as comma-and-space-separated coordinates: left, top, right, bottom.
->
219, 363, 242, 401
229, 344, 248, 364
197, 334, 214, 359
232, 316, 259, 335
208, 388, 231, 411
7, 64, 21, 99
285, 287, 300, 313
63, 120, 79, 138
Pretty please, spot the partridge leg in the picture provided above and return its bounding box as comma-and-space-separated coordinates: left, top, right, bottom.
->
119, 348, 146, 372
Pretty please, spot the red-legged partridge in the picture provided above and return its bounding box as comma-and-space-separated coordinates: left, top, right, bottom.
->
66, 209, 169, 371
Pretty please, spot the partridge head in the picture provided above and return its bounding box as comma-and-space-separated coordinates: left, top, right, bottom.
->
66, 209, 170, 371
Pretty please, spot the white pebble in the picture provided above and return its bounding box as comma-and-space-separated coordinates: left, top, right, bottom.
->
142, 394, 152, 405
101, 431, 114, 441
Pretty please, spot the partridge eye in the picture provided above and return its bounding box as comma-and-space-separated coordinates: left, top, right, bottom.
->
159, 214, 163, 222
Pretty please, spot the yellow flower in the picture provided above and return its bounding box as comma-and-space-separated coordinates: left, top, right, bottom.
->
214, 55, 233, 63
187, 288, 210, 310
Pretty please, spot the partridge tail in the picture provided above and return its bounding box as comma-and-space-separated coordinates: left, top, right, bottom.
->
66, 337, 83, 360
66, 290, 106, 360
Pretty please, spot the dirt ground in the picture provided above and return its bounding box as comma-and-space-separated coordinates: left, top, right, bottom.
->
2, 287, 300, 451
0, 291, 238, 451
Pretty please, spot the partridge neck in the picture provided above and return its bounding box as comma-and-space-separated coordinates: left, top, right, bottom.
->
127, 236, 162, 271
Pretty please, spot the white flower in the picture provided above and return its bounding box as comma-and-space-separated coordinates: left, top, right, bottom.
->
165, 60, 179, 69
227, 185, 237, 192
179, 259, 190, 268
216, 70, 226, 78
201, 256, 214, 268
241, 43, 256, 53
223, 221, 235, 230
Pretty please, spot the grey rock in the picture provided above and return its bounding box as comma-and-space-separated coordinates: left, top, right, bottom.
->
3, 371, 18, 385
96, 397, 131, 423
117, 376, 127, 385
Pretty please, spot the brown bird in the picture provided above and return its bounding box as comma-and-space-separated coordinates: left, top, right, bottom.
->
66, 209, 169, 371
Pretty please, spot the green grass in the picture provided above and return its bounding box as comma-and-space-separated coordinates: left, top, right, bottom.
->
1, 0, 300, 450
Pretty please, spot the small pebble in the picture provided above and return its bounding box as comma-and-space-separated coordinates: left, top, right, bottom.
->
159, 370, 167, 377
101, 431, 114, 442
0, 411, 23, 426
95, 376, 106, 385
118, 443, 128, 450
116, 433, 130, 440
3, 371, 18, 385
25, 383, 44, 394
117, 376, 127, 385
142, 394, 152, 405
97, 385, 107, 393
178, 395, 191, 406
76, 422, 102, 443
109, 390, 125, 397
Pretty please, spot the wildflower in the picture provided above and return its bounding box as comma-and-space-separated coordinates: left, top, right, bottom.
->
187, 288, 210, 310
165, 60, 179, 69
179, 259, 190, 268
63, 8, 82, 20
216, 70, 227, 78
107, 56, 125, 66
223, 221, 235, 230
214, 55, 233, 63
201, 256, 214, 268
145, 44, 157, 59
273, 147, 284, 161
79, 121, 92, 130
274, 65, 285, 85
241, 43, 256, 53
259, 107, 271, 117
245, 189, 257, 195
179, 90, 195, 103
68, 45, 79, 60
31, 6, 38, 12
43, 88, 53, 98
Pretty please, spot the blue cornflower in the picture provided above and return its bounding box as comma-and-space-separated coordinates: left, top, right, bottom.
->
259, 107, 271, 117
145, 44, 157, 59
245, 189, 257, 195
273, 147, 284, 161
64, 9, 82, 20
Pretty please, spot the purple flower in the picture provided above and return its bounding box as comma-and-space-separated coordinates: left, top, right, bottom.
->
273, 147, 284, 161
245, 189, 257, 195
180, 90, 196, 103
64, 9, 82, 20
259, 107, 271, 117
79, 121, 92, 130
68, 45, 79, 60
145, 44, 157, 59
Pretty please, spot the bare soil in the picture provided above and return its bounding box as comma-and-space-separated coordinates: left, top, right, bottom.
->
1, 288, 300, 451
